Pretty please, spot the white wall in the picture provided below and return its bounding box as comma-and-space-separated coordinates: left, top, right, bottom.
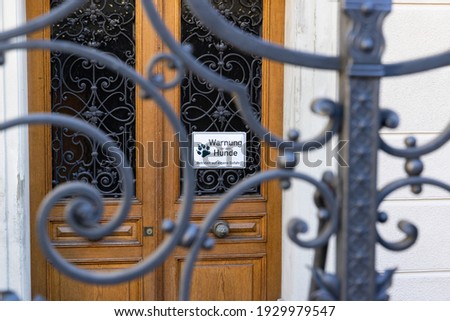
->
282, 0, 450, 300
0, 0, 31, 300
282, 0, 338, 300
377, 0, 450, 300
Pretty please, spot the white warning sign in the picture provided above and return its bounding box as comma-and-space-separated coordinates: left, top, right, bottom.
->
192, 132, 246, 169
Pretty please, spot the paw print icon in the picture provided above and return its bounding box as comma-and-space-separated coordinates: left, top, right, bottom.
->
197, 143, 211, 158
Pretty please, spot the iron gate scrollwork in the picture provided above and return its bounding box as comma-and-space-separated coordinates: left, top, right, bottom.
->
0, 0, 450, 301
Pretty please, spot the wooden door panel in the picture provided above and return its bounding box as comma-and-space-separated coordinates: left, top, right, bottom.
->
190, 213, 266, 243
49, 217, 142, 247
45, 213, 144, 300
47, 261, 143, 301
177, 256, 265, 301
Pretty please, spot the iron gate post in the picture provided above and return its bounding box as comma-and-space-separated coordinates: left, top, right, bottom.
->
337, 0, 392, 300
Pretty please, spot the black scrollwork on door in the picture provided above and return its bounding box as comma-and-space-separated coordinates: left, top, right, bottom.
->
50, 0, 136, 197
180, 0, 263, 195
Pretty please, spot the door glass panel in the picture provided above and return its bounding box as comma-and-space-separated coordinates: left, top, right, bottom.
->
180, 0, 263, 195
50, 0, 136, 197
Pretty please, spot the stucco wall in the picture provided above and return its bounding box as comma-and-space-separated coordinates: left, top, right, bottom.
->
282, 0, 450, 300
377, 0, 450, 300
282, 0, 338, 300
0, 0, 31, 300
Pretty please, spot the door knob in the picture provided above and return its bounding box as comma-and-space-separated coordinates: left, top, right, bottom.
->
212, 221, 230, 238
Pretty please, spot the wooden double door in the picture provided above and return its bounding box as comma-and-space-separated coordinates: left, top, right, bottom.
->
27, 0, 284, 300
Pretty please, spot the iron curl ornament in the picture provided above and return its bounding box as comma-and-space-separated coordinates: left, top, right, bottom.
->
0, 0, 449, 301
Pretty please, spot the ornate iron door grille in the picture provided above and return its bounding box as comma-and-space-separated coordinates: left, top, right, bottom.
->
180, 0, 263, 195
1, 0, 449, 301
50, 0, 137, 198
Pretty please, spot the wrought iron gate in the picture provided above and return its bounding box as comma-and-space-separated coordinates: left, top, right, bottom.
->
1, 0, 450, 300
